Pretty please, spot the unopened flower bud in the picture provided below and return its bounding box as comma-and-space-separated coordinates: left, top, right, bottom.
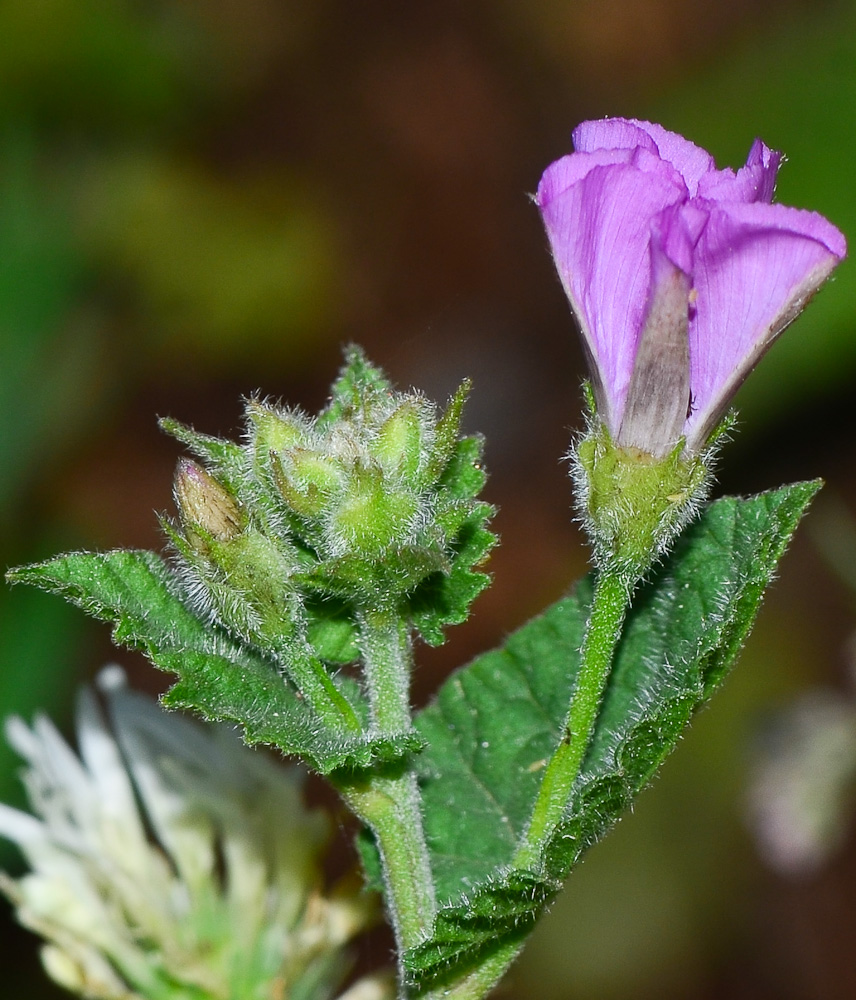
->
247, 399, 307, 453
370, 401, 425, 480
291, 448, 345, 495
173, 459, 243, 544
331, 464, 418, 557
273, 448, 345, 518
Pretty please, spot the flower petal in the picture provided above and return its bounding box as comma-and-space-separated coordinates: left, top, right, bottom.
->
105, 678, 220, 891
537, 156, 687, 431
698, 138, 781, 204
686, 201, 847, 450
574, 118, 715, 195
0, 801, 46, 848
75, 686, 149, 862
572, 118, 661, 156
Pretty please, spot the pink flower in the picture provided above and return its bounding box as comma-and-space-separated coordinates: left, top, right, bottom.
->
538, 118, 847, 455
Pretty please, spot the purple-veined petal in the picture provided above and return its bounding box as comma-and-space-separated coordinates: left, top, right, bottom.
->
536, 147, 635, 199
538, 157, 688, 432
698, 138, 781, 204
572, 118, 661, 156
685, 200, 847, 450
660, 201, 709, 273
574, 118, 715, 195
537, 146, 688, 209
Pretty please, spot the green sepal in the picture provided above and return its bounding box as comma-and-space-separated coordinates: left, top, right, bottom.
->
6, 551, 423, 773
298, 546, 450, 605
370, 400, 427, 481
245, 398, 309, 455
574, 419, 708, 576
329, 464, 420, 558
404, 480, 821, 988
427, 380, 471, 482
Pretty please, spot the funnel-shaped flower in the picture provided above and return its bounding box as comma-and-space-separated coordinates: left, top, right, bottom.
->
538, 118, 846, 456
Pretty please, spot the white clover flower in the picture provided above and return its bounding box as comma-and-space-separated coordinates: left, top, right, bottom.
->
0, 666, 392, 1000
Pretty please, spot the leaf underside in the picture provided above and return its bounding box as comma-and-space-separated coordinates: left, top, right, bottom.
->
7, 550, 422, 773
407, 480, 821, 989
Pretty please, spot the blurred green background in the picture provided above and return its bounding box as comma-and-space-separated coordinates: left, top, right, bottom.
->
3, 1, 856, 997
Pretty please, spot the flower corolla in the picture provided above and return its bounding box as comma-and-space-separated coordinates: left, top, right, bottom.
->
538, 118, 846, 456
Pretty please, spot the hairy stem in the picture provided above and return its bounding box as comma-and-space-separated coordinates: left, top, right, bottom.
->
358, 610, 414, 735
344, 772, 435, 952
514, 568, 630, 868
341, 610, 436, 956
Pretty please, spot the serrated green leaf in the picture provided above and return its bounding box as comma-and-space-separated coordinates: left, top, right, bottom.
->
438, 435, 487, 501
410, 502, 496, 646
305, 597, 360, 664
7, 551, 423, 773
406, 481, 820, 987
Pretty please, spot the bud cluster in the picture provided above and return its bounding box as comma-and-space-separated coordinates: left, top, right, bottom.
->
165, 348, 495, 666
169, 457, 306, 651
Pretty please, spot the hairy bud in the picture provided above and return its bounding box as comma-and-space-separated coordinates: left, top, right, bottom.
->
173, 459, 243, 549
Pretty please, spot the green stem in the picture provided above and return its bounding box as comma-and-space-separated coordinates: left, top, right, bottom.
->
344, 773, 435, 951
340, 609, 436, 955
514, 568, 630, 868
358, 610, 413, 734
